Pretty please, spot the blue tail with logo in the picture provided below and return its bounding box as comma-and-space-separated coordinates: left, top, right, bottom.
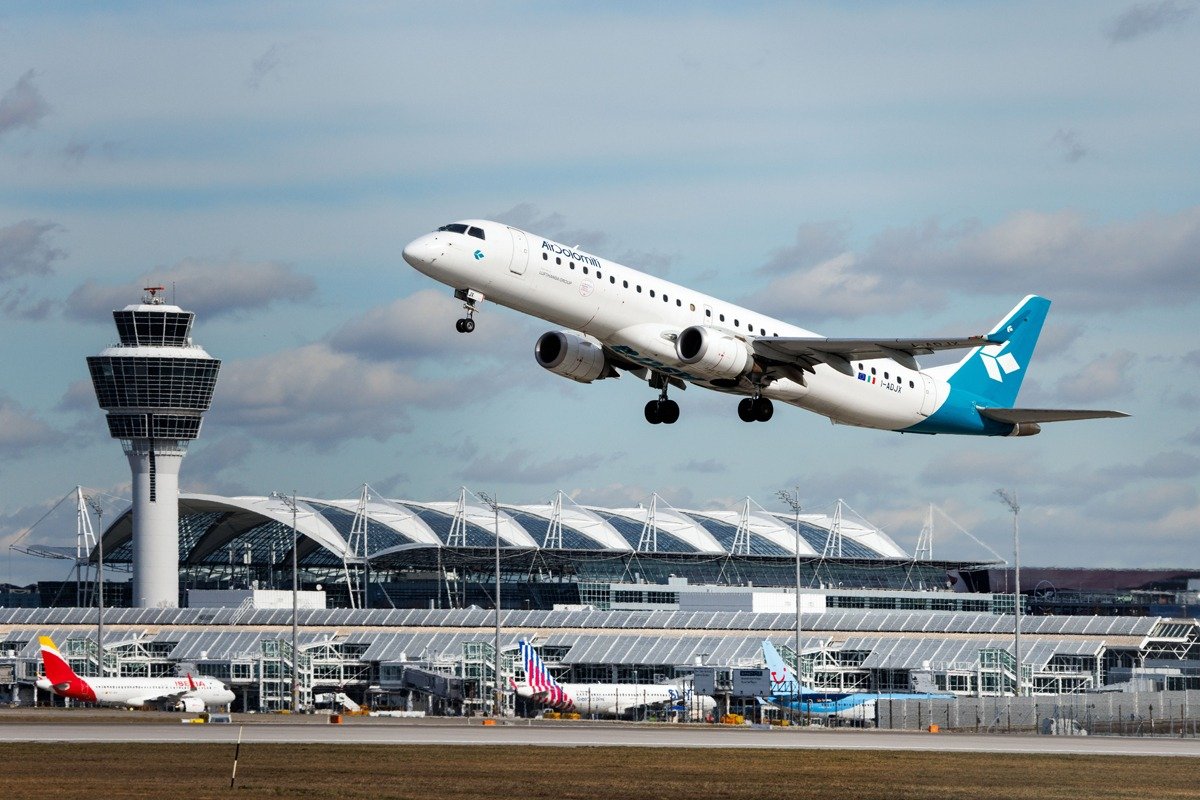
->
945, 294, 1050, 409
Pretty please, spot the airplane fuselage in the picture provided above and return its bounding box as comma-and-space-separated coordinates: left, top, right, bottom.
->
403, 220, 1123, 434
517, 681, 713, 717
37, 674, 235, 709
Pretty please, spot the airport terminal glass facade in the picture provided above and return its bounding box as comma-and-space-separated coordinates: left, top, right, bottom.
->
82, 493, 987, 610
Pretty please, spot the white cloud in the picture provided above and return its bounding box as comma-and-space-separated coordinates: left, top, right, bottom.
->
209, 342, 465, 448
1053, 350, 1136, 403
746, 207, 1200, 322
462, 448, 609, 485
65, 256, 315, 321
0, 394, 63, 457
329, 289, 526, 363
0, 219, 64, 282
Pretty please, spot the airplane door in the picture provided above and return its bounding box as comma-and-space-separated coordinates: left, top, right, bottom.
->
507, 227, 529, 275
918, 373, 937, 416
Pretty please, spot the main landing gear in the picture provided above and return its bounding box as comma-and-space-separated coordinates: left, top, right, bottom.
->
453, 288, 484, 333
645, 386, 680, 425
737, 396, 774, 423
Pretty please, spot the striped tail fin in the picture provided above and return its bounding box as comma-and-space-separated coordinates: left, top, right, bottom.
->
518, 639, 573, 711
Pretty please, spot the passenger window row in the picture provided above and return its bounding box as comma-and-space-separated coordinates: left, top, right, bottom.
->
858, 363, 917, 389
539, 250, 779, 337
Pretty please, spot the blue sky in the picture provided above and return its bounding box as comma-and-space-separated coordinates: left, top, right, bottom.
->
2, 1, 1199, 582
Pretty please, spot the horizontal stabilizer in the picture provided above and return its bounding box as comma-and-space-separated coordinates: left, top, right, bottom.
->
978, 407, 1130, 424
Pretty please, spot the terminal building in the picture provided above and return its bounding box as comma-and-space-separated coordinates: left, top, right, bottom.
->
5, 488, 1199, 714
1, 605, 1197, 714
54, 489, 993, 611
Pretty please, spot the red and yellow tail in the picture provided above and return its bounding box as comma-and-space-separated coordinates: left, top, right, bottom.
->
39, 635, 95, 701
39, 636, 78, 686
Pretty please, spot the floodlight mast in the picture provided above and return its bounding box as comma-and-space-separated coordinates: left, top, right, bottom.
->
86, 495, 105, 675
994, 488, 1023, 697
478, 491, 503, 717
777, 487, 803, 723
272, 490, 301, 713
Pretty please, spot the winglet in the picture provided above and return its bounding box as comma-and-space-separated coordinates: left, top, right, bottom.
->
187, 673, 197, 691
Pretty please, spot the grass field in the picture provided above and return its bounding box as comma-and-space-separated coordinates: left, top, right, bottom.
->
1, 744, 1196, 800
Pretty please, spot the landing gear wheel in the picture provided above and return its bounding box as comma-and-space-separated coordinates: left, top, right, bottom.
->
660, 399, 680, 425
754, 397, 774, 422
645, 400, 663, 425
455, 317, 475, 333
738, 398, 756, 422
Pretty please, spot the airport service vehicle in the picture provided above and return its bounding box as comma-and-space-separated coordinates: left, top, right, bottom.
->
37, 635, 235, 712
512, 639, 715, 718
403, 220, 1126, 433
761, 639, 951, 722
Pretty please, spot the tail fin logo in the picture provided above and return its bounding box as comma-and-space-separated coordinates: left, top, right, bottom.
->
979, 341, 1021, 383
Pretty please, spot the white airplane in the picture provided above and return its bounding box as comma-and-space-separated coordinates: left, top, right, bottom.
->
761, 639, 950, 722
36, 636, 235, 712
512, 639, 715, 718
403, 220, 1127, 433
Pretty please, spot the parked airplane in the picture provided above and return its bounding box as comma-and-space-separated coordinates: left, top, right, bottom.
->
36, 635, 235, 712
761, 639, 950, 721
403, 220, 1127, 433
512, 639, 714, 718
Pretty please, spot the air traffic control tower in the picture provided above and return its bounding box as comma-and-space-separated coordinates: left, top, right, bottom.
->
87, 287, 221, 608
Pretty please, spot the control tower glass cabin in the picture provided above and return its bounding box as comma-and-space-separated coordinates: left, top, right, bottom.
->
87, 287, 221, 608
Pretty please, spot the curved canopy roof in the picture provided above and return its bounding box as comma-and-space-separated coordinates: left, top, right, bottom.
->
98, 492, 910, 568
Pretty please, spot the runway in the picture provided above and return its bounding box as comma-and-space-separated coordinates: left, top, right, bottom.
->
3, 719, 1200, 757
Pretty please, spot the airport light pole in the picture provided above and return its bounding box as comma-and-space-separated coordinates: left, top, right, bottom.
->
478, 491, 503, 717
777, 487, 803, 722
272, 490, 301, 713
994, 489, 1023, 697
87, 495, 105, 676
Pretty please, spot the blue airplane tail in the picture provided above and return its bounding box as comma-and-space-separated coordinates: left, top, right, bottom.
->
762, 639, 804, 695
945, 295, 1050, 409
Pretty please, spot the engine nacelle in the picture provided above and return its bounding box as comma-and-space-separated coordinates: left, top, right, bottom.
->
1006, 422, 1042, 437
175, 696, 205, 713
534, 331, 612, 383
675, 325, 753, 381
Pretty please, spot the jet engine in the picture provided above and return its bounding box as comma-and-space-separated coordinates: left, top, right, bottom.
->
675, 325, 753, 381
176, 696, 206, 713
534, 331, 614, 384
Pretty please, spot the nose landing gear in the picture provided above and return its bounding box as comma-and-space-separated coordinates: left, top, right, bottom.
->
453, 288, 485, 334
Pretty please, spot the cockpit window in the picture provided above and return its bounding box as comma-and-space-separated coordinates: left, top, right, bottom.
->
467, 226, 485, 240
437, 223, 469, 234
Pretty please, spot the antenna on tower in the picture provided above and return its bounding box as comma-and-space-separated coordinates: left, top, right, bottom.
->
142, 285, 166, 304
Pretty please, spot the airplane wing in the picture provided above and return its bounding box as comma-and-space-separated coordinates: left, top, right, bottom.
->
131, 690, 190, 705
751, 335, 998, 373
978, 408, 1130, 424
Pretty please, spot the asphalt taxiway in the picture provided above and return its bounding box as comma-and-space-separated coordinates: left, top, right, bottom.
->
3, 718, 1199, 757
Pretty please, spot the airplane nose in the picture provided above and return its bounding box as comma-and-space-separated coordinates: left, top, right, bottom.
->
402, 235, 439, 269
